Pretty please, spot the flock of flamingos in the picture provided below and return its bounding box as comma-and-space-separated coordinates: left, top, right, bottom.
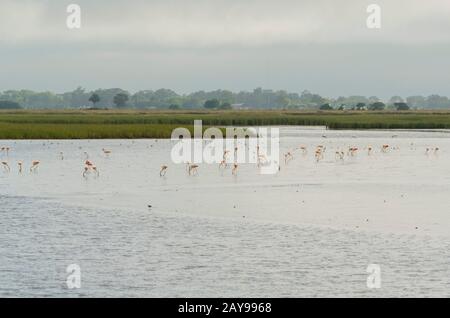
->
0, 141, 441, 178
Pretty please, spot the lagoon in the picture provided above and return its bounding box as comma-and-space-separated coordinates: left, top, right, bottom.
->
1, 127, 449, 297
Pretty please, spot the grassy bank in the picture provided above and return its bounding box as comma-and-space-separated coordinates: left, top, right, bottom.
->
1, 109, 450, 139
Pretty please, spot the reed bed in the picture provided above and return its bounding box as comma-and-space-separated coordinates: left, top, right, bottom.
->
1, 110, 450, 139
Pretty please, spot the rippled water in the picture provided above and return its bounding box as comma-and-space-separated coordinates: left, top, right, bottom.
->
1, 127, 449, 297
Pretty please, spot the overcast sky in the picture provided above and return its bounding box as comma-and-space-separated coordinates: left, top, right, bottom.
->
1, 0, 450, 98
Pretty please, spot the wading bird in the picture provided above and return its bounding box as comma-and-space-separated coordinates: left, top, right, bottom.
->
18, 161, 23, 173
1, 161, 10, 172
160, 165, 168, 177
315, 148, 324, 162
335, 151, 345, 161
232, 163, 238, 175
426, 147, 440, 156
1, 147, 10, 156
223, 150, 230, 161
348, 147, 358, 156
257, 154, 267, 168
83, 164, 99, 178
188, 164, 199, 175
219, 159, 227, 169
284, 151, 293, 164
30, 160, 40, 172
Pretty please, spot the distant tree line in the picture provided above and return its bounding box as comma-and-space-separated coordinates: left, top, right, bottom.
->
0, 100, 22, 109
1, 87, 450, 110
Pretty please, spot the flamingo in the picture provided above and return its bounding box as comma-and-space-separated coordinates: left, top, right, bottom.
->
30, 160, 40, 172
83, 159, 99, 177
160, 165, 168, 176
335, 151, 345, 161
1, 161, 10, 172
348, 147, 358, 156
284, 151, 293, 164
188, 164, 199, 175
1, 147, 10, 156
232, 163, 238, 175
102, 148, 112, 156
427, 147, 440, 156
257, 154, 267, 167
219, 160, 227, 169
298, 146, 308, 155
83, 164, 99, 178
315, 149, 324, 162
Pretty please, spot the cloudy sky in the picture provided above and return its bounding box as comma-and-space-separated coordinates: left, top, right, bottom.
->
1, 0, 450, 98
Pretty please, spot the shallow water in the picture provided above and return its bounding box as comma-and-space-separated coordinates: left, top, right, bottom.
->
1, 127, 449, 297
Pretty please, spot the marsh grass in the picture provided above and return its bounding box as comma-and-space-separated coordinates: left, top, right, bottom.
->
1, 110, 450, 139
0, 123, 192, 139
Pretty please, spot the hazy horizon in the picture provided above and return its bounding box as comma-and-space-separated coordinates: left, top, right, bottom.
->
2, 0, 450, 98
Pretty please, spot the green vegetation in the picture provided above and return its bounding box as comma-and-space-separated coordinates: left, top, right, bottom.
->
395, 102, 410, 111
88, 93, 100, 107
2, 109, 450, 139
204, 99, 221, 109
319, 103, 333, 110
4, 87, 450, 110
0, 123, 187, 139
113, 93, 129, 108
368, 102, 385, 111
0, 101, 22, 109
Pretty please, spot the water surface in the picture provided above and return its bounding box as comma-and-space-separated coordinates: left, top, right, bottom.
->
1, 127, 449, 297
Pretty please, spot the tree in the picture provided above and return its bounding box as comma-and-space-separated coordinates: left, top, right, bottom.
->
92, 88, 129, 108
395, 102, 410, 111
113, 93, 129, 108
88, 93, 100, 107
356, 103, 366, 110
368, 102, 385, 111
0, 100, 21, 109
219, 102, 232, 110
319, 103, 333, 110
168, 104, 180, 110
204, 99, 220, 109
63, 87, 90, 108
276, 95, 291, 108
425, 95, 450, 109
406, 96, 426, 109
